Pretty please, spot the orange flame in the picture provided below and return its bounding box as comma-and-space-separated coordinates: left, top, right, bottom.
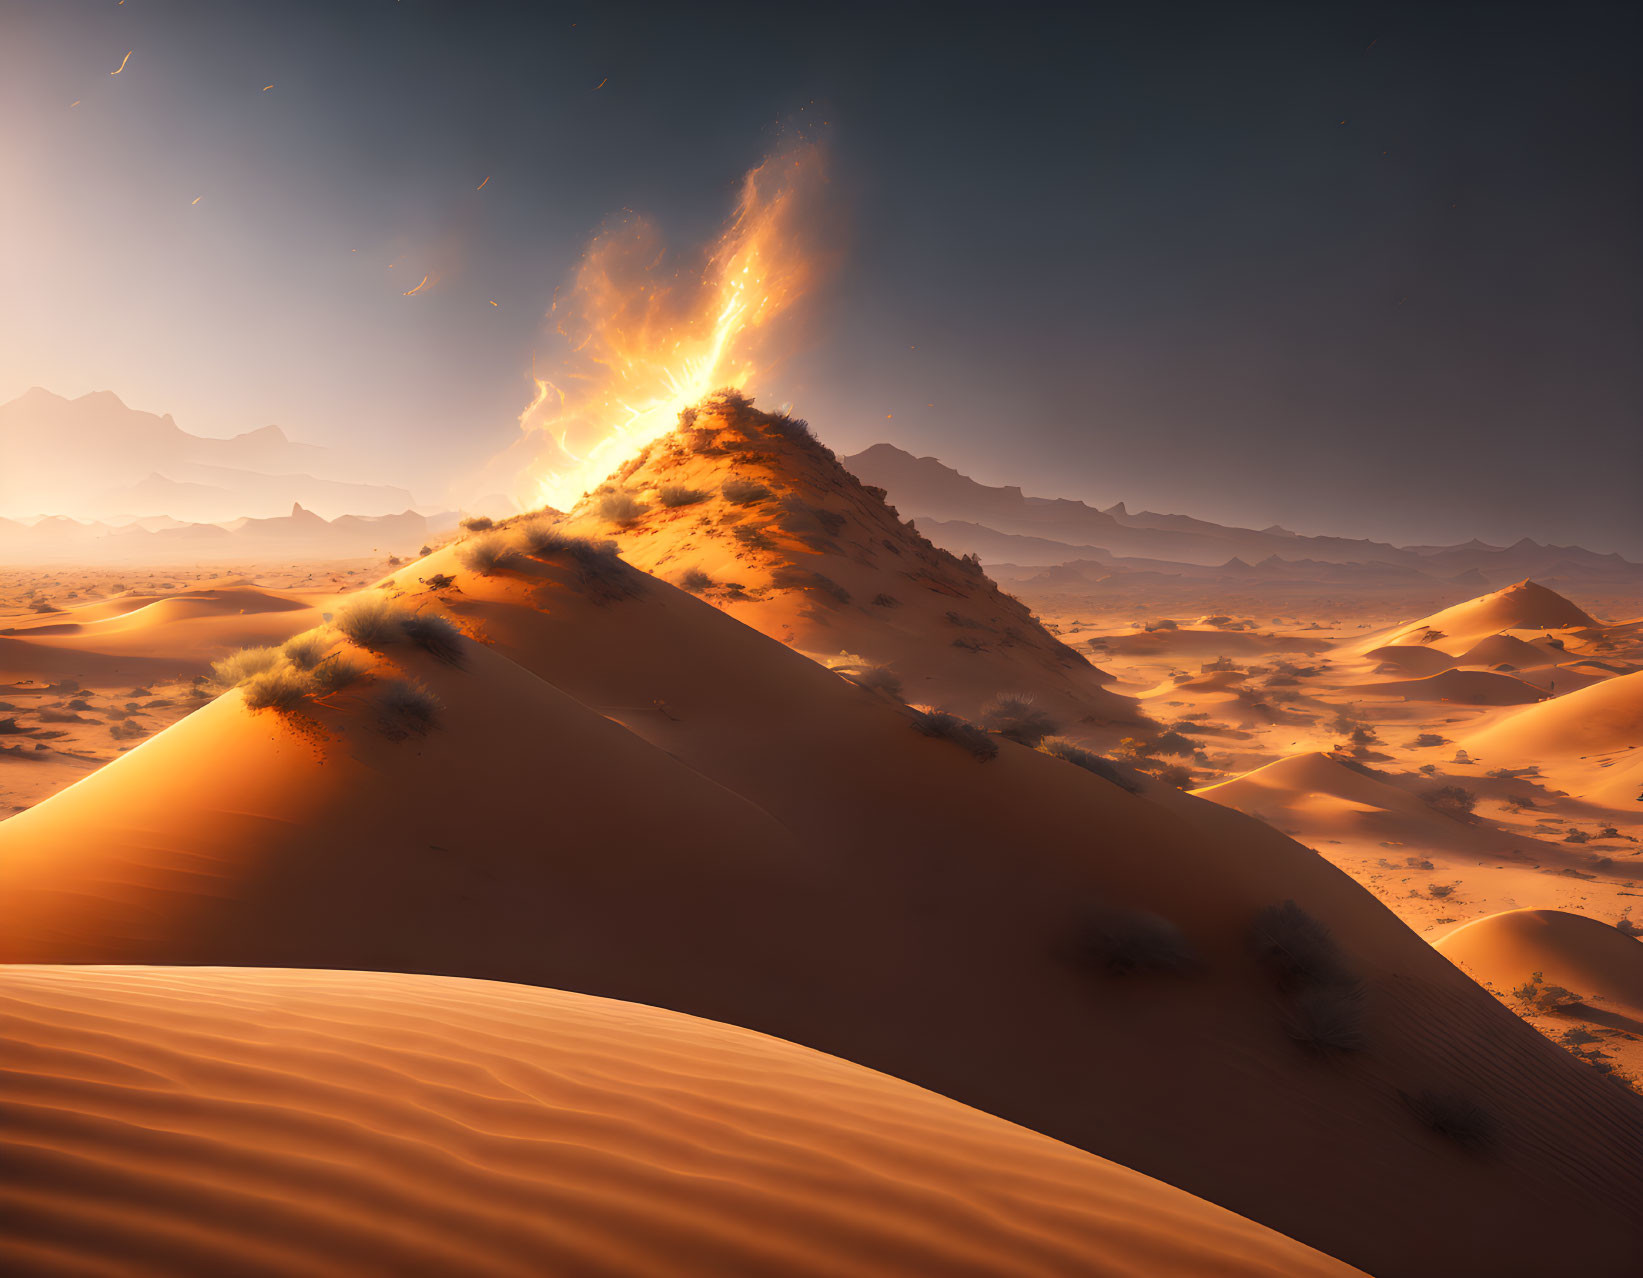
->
516, 142, 831, 510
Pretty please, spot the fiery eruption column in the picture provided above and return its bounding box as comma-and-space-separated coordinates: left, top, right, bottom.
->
517, 144, 828, 510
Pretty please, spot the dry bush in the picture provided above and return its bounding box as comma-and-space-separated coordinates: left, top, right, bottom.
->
1038, 739, 1139, 792
981, 694, 1059, 747
459, 515, 495, 531
375, 678, 440, 737
521, 526, 640, 602
1249, 901, 1356, 991
335, 596, 407, 647
211, 646, 285, 689
1422, 785, 1477, 821
282, 630, 333, 670
401, 613, 465, 666
1402, 1090, 1497, 1152
1511, 970, 1582, 1015
241, 666, 312, 712
595, 491, 648, 524
456, 532, 523, 577
309, 652, 365, 695
657, 484, 709, 508
1283, 984, 1368, 1053
832, 662, 903, 699
721, 477, 771, 505
679, 568, 714, 593
911, 710, 998, 762
1069, 910, 1197, 976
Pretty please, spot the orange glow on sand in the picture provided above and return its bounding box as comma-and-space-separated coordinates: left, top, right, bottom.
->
516, 142, 831, 510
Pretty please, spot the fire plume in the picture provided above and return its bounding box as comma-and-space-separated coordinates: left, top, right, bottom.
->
516, 142, 831, 510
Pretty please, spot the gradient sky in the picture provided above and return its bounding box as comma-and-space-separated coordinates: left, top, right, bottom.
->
2, 1, 1638, 553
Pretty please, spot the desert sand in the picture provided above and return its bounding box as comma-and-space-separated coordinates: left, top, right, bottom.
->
4, 515, 1643, 1275
0, 965, 1363, 1277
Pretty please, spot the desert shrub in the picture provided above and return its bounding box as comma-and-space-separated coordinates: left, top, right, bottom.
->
456, 532, 523, 577
595, 491, 648, 524
1409, 733, 1446, 748
1422, 785, 1477, 821
1068, 910, 1197, 976
1150, 730, 1200, 758
241, 666, 312, 712
211, 646, 286, 689
981, 694, 1059, 747
520, 527, 638, 602
375, 678, 440, 737
1038, 739, 1140, 792
335, 596, 407, 646
459, 515, 495, 532
871, 593, 899, 608
1249, 901, 1355, 991
721, 477, 771, 505
282, 630, 333, 670
423, 572, 456, 591
832, 662, 903, 699
1511, 970, 1581, 1015
1617, 914, 1642, 938
1402, 1090, 1497, 1152
401, 613, 465, 666
771, 567, 850, 605
1427, 882, 1455, 899
911, 710, 998, 762
109, 720, 147, 740
1151, 764, 1194, 789
1283, 984, 1367, 1053
419, 544, 433, 557
1564, 829, 1590, 844
657, 484, 709, 508
308, 651, 365, 695
1144, 618, 1179, 632
679, 568, 714, 593
765, 410, 819, 448
711, 386, 753, 411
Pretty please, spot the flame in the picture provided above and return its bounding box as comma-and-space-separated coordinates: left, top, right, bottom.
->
516, 143, 830, 510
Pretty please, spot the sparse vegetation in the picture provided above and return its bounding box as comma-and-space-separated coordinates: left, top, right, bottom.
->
679, 568, 714, 593
374, 678, 440, 737
832, 661, 903, 699
1402, 1090, 1497, 1152
657, 484, 709, 508
457, 532, 523, 577
459, 515, 495, 532
1511, 970, 1582, 1015
210, 646, 285, 690
423, 572, 457, 591
911, 710, 998, 762
308, 651, 365, 695
1038, 739, 1139, 792
981, 694, 1059, 747
1249, 901, 1365, 1054
282, 630, 333, 670
401, 613, 465, 666
241, 666, 312, 712
721, 477, 772, 505
1283, 984, 1368, 1053
520, 524, 641, 602
596, 491, 649, 524
1421, 785, 1477, 821
1249, 900, 1355, 991
335, 596, 407, 646
1068, 909, 1197, 976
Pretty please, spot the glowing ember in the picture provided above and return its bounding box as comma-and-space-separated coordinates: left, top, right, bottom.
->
110, 51, 132, 76
517, 142, 831, 510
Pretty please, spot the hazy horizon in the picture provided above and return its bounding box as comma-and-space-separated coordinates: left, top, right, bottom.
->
3, 1, 1638, 554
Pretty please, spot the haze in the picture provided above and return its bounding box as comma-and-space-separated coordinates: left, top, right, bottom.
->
1, 1, 1637, 553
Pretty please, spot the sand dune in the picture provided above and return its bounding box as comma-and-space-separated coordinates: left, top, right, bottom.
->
555, 396, 1141, 737
1437, 909, 1643, 1015
6, 555, 1643, 1274
1465, 670, 1643, 808
1363, 579, 1598, 654
0, 965, 1364, 1278
1345, 668, 1548, 705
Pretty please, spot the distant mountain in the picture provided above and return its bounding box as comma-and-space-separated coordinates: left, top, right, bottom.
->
844, 443, 1642, 589
0, 388, 415, 521
0, 503, 442, 564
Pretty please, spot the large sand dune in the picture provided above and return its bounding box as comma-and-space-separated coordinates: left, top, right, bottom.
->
4, 556, 1643, 1275
1437, 908, 1643, 1015
1465, 670, 1643, 807
1363, 579, 1599, 654
0, 965, 1363, 1278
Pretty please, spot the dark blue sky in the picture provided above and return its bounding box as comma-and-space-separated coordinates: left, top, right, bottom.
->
2, 1, 1638, 552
